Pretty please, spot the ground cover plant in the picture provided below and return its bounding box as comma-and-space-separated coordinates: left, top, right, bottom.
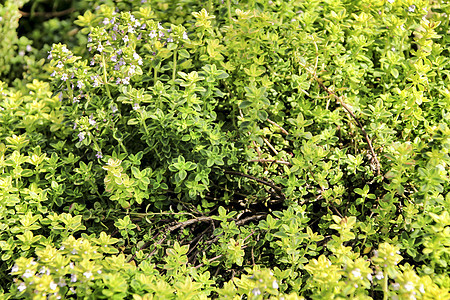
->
0, 0, 449, 298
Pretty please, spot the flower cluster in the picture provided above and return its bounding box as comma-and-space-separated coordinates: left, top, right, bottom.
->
48, 6, 191, 159
10, 235, 118, 299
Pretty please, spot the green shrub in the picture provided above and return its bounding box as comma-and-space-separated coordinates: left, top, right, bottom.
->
0, 0, 449, 299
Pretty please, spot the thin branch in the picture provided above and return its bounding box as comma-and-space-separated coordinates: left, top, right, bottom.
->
167, 216, 212, 231
235, 214, 267, 226
267, 118, 289, 135
317, 81, 381, 176
19, 7, 75, 18
297, 47, 381, 176
263, 138, 278, 155
249, 159, 291, 165
195, 254, 223, 269
128, 232, 166, 263
224, 170, 285, 198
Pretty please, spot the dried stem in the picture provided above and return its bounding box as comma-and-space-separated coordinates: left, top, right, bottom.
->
317, 81, 381, 176
263, 138, 278, 155
249, 159, 291, 165
267, 118, 289, 135
167, 216, 212, 231
224, 170, 285, 199
298, 38, 381, 176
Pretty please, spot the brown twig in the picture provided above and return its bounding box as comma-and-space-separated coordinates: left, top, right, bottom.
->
128, 232, 167, 263
205, 214, 267, 248
167, 216, 212, 231
249, 159, 291, 165
267, 118, 289, 135
195, 254, 223, 269
235, 214, 267, 226
19, 7, 75, 18
224, 170, 285, 199
263, 138, 278, 155
297, 38, 381, 176
316, 80, 381, 176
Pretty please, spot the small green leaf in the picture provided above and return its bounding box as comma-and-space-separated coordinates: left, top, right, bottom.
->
178, 49, 190, 58
257, 110, 268, 121
167, 43, 178, 51
239, 101, 253, 109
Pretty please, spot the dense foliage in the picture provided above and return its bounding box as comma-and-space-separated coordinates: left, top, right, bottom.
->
0, 0, 449, 299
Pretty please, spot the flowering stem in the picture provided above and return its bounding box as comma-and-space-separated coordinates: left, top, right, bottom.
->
227, 0, 232, 25
172, 49, 177, 89
118, 140, 128, 155
382, 272, 388, 300
140, 111, 150, 136
101, 54, 112, 99
66, 81, 73, 102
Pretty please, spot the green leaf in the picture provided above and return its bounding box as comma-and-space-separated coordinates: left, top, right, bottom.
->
390, 68, 399, 79
127, 118, 139, 125
167, 43, 178, 51
178, 49, 190, 58
239, 101, 253, 109
257, 110, 268, 121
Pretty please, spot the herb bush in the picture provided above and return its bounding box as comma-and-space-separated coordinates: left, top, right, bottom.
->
0, 0, 449, 298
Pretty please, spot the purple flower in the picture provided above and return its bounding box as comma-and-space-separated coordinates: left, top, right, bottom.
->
96, 152, 103, 159
89, 116, 96, 126
123, 35, 129, 43
77, 81, 84, 89
78, 132, 85, 142
183, 32, 188, 40
61, 73, 68, 81
133, 103, 140, 110
149, 30, 157, 39
167, 37, 174, 43
122, 77, 130, 85
18, 282, 26, 292
103, 18, 109, 25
